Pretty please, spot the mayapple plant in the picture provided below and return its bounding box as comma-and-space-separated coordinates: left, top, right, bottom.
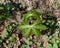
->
18, 10, 46, 38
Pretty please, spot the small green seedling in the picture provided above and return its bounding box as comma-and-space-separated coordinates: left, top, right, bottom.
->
18, 11, 46, 38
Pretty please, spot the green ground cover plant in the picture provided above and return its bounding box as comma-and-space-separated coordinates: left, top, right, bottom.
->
18, 10, 46, 38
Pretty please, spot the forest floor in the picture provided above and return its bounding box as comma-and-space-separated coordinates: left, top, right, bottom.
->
0, 0, 60, 48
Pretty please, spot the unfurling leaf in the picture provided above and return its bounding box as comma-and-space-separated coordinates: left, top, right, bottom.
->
34, 24, 46, 30
23, 28, 31, 38
32, 28, 40, 37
